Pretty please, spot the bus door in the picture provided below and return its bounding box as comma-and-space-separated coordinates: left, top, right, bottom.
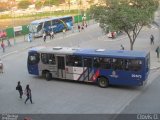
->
83, 57, 93, 81
57, 56, 66, 79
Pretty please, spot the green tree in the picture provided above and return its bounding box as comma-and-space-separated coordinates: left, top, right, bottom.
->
87, 0, 95, 5
18, 0, 32, 9
65, 0, 71, 11
44, 0, 64, 6
89, 0, 159, 50
35, 1, 43, 10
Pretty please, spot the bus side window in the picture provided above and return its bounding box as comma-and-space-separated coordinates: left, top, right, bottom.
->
48, 54, 56, 65
44, 21, 51, 29
41, 53, 48, 64
66, 55, 82, 67
124, 59, 130, 71
66, 55, 73, 66
83, 58, 92, 67
115, 59, 124, 70
104, 58, 111, 69
99, 57, 111, 69
93, 57, 100, 68
111, 58, 117, 70
37, 23, 43, 32
130, 60, 142, 71
74, 56, 82, 67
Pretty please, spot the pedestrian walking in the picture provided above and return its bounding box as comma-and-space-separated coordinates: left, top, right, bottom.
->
150, 34, 154, 45
156, 46, 160, 61
0, 59, 3, 73
71, 26, 74, 33
28, 33, 32, 42
81, 25, 84, 31
50, 31, 54, 39
121, 44, 124, 50
16, 81, 23, 99
24, 84, 33, 104
1, 41, 5, 53
49, 31, 51, 39
63, 29, 66, 38
78, 25, 81, 32
85, 23, 87, 28
43, 32, 46, 42
7, 38, 11, 47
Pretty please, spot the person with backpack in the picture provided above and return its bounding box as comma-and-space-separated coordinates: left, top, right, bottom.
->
16, 81, 23, 99
24, 84, 33, 104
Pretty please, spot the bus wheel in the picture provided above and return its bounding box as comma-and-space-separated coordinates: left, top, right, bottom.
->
46, 72, 52, 81
98, 77, 109, 88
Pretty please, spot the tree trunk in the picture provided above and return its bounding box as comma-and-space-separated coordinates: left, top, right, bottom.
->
130, 42, 134, 50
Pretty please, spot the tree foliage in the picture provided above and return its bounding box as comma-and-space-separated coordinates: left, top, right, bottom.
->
35, 1, 43, 10
44, 0, 64, 6
18, 0, 32, 9
89, 0, 159, 50
0, 2, 8, 11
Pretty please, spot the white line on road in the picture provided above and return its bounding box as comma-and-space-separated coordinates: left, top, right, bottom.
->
1, 50, 18, 58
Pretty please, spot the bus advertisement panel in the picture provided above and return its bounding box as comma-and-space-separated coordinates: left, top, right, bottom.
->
27, 47, 150, 88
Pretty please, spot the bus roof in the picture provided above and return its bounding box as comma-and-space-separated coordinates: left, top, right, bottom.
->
29, 47, 148, 59
31, 16, 72, 24
74, 49, 148, 59
29, 46, 79, 55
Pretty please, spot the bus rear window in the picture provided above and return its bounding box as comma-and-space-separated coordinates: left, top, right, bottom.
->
28, 53, 40, 65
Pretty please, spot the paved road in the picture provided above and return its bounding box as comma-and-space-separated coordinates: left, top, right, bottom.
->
120, 71, 160, 113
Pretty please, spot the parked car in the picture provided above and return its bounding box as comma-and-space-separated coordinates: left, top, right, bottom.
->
0, 30, 7, 38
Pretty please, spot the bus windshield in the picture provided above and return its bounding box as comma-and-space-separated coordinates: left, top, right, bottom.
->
29, 24, 38, 33
29, 23, 43, 33
28, 52, 40, 65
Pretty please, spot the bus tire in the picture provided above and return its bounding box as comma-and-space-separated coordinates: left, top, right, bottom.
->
46, 72, 52, 81
98, 77, 109, 88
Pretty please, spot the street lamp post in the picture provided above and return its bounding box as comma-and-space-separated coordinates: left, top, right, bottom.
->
10, 1, 16, 45
12, 9, 16, 45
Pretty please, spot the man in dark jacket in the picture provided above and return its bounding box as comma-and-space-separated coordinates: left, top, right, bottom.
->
16, 81, 23, 99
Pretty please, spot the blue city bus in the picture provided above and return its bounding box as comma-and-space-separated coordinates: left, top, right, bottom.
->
27, 47, 150, 88
28, 16, 73, 37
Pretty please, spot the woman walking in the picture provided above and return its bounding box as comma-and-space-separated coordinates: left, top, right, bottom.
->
24, 84, 33, 104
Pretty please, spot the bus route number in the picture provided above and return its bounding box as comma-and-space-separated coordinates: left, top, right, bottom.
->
132, 74, 142, 79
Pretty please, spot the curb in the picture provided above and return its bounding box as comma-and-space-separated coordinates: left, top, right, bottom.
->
150, 66, 160, 70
